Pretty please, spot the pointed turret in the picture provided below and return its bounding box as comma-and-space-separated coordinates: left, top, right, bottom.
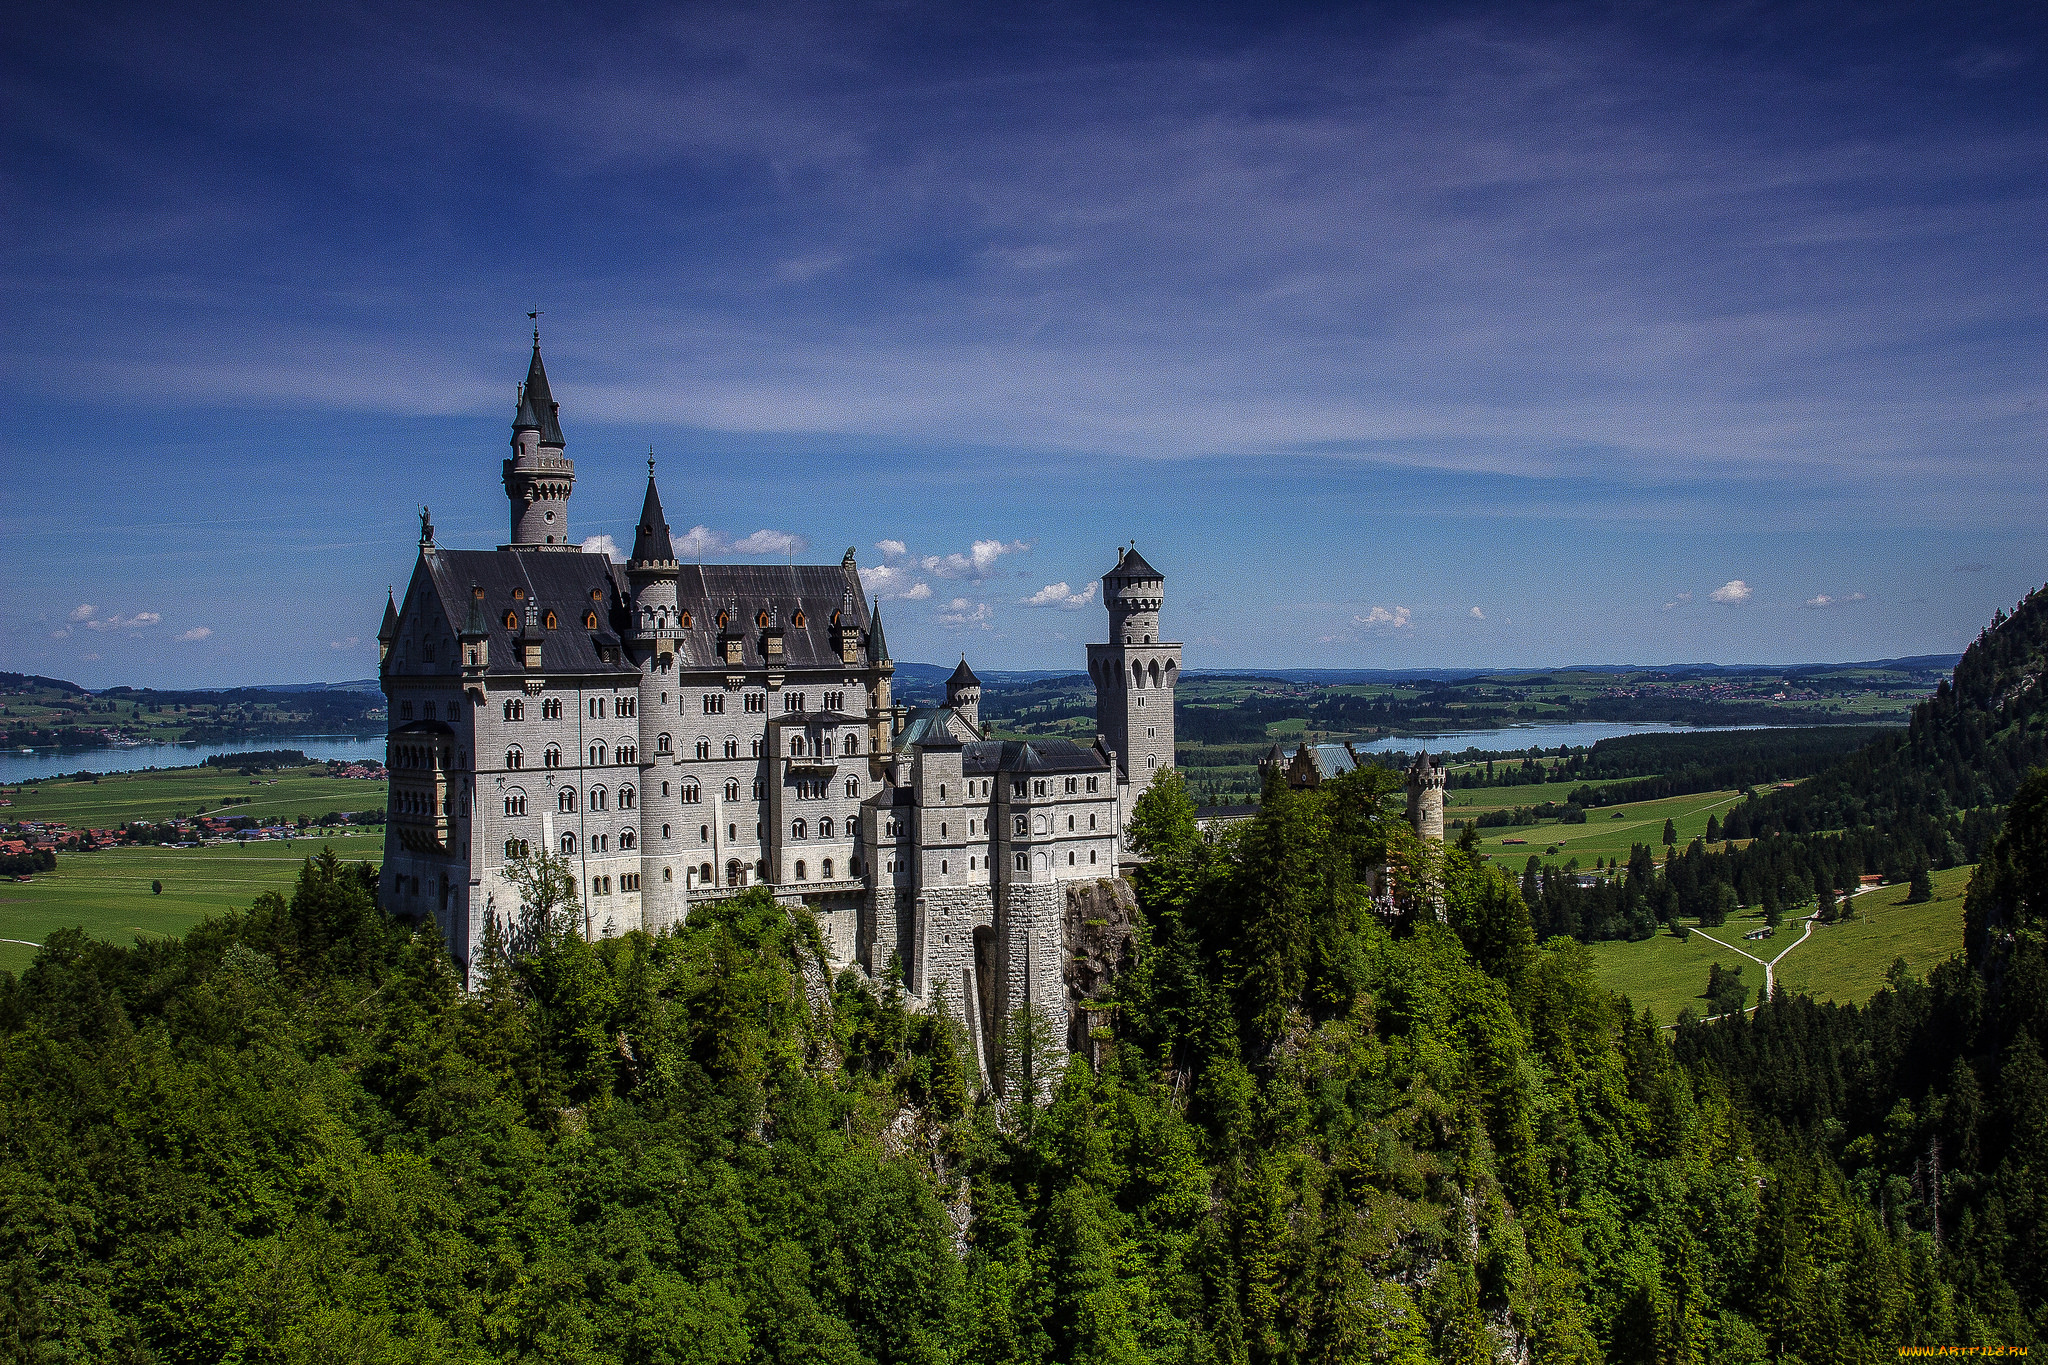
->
946, 655, 983, 733
868, 599, 891, 664
513, 342, 566, 446
378, 590, 400, 667
629, 473, 676, 565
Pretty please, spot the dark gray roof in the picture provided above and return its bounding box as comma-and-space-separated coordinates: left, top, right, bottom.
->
513, 344, 566, 446
1106, 545, 1162, 581
947, 658, 980, 689
379, 591, 400, 640
869, 600, 890, 663
394, 548, 875, 679
895, 708, 974, 750
962, 737, 1111, 775
630, 475, 676, 564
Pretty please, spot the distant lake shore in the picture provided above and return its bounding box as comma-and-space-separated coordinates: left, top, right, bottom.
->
2, 735, 387, 784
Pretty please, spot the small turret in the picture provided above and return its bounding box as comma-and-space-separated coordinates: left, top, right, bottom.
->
459, 584, 491, 696
1405, 750, 1446, 843
628, 466, 680, 663
946, 656, 982, 734
378, 590, 399, 668
503, 335, 576, 549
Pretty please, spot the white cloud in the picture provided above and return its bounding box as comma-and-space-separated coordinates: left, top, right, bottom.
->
937, 597, 995, 629
920, 538, 1032, 580
68, 604, 95, 621
875, 539, 908, 560
83, 611, 163, 632
580, 534, 623, 561
330, 635, 361, 649
671, 525, 809, 557
1353, 606, 1412, 630
860, 563, 932, 601
1022, 581, 1097, 610
1802, 592, 1867, 610
1469, 606, 1485, 619
731, 529, 808, 555
50, 627, 71, 639
1708, 580, 1752, 604
176, 626, 213, 642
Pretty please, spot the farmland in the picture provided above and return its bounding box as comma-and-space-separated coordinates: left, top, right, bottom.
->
2, 762, 385, 828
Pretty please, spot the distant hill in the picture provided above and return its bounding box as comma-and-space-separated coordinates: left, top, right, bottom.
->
1732, 586, 2047, 855
0, 672, 90, 697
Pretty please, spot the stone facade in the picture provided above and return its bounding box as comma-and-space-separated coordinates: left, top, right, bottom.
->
380, 340, 1187, 1089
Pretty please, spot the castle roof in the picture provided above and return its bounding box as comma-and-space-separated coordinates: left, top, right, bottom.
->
868, 600, 890, 663
512, 343, 566, 446
1106, 544, 1162, 581
379, 591, 399, 641
894, 707, 979, 750
1294, 743, 1363, 781
629, 474, 676, 564
947, 657, 980, 689
962, 737, 1111, 775
390, 547, 876, 679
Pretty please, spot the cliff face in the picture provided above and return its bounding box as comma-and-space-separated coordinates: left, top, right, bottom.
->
1063, 877, 1139, 1054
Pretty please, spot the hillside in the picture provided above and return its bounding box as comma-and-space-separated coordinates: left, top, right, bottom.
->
1730, 584, 2048, 861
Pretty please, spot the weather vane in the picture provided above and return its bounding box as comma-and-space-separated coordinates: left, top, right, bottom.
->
648, 445, 656, 476
527, 307, 542, 344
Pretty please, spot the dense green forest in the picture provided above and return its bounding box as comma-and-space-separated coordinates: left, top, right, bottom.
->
4, 748, 2042, 1360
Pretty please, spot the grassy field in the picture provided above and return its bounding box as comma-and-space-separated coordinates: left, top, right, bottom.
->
1472, 788, 1745, 868
1589, 864, 1973, 1025
1776, 864, 1971, 1007
0, 836, 384, 974
1444, 775, 1637, 814
3, 763, 385, 828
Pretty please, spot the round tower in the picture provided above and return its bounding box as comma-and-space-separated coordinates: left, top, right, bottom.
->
946, 657, 982, 734
503, 335, 576, 549
1405, 750, 1446, 843
627, 465, 683, 930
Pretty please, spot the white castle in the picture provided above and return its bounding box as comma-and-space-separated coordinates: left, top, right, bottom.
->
379, 339, 1179, 1074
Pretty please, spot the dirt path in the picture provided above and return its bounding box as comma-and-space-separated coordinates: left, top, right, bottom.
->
1681, 884, 1875, 1023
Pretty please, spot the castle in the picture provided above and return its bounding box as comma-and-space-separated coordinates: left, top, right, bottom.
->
378, 338, 1182, 1078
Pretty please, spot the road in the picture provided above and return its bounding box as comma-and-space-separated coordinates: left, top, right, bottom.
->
1679, 883, 1874, 1022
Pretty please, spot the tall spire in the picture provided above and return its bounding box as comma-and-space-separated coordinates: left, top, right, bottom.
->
629, 469, 676, 564
512, 340, 565, 447
869, 598, 890, 663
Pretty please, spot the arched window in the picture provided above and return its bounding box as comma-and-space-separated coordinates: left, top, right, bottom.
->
558, 788, 576, 812
504, 839, 528, 859
789, 735, 805, 756
681, 782, 700, 803
726, 858, 743, 886
1015, 852, 1028, 871
590, 787, 606, 810
616, 744, 636, 764
542, 698, 562, 719
1147, 754, 1157, 769
795, 859, 807, 880
504, 699, 524, 721
820, 817, 834, 838
620, 828, 636, 850
822, 858, 833, 879
589, 743, 605, 766
700, 862, 713, 882
544, 746, 561, 768
695, 738, 711, 759
724, 778, 740, 801
724, 738, 738, 758
619, 786, 635, 809
657, 733, 672, 754
755, 859, 768, 881
843, 733, 858, 755
504, 793, 526, 816
792, 819, 807, 840
560, 832, 577, 854
506, 746, 523, 769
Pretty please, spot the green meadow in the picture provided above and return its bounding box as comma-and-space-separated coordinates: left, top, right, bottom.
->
2, 762, 384, 828
0, 837, 383, 974
1588, 863, 1974, 1025
1469, 788, 1746, 868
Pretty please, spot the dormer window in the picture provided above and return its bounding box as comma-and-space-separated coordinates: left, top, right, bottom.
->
514, 588, 526, 600
680, 611, 692, 628
589, 589, 602, 602
584, 611, 599, 629
791, 611, 805, 628
544, 611, 557, 630
504, 610, 518, 630
717, 611, 729, 630
757, 610, 771, 628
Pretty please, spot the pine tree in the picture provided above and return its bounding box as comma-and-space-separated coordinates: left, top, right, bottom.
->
1663, 817, 1678, 846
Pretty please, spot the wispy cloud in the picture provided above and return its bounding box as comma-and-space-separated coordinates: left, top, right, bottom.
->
860, 563, 932, 601
331, 635, 361, 649
936, 598, 994, 630
921, 539, 1032, 580
1802, 592, 1867, 609
580, 534, 623, 561
1661, 592, 1695, 612
1708, 581, 1752, 605
1469, 606, 1485, 619
673, 525, 810, 558
1353, 606, 1412, 631
80, 610, 163, 632
175, 626, 213, 641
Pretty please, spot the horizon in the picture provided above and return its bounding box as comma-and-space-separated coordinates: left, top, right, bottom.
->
5, 2, 2044, 688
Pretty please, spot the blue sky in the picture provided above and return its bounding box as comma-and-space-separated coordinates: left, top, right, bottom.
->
3, 1, 2043, 687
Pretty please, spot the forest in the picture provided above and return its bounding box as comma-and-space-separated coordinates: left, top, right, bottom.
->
3, 745, 2044, 1360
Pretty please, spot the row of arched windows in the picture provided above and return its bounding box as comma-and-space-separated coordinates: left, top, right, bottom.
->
788, 817, 841, 840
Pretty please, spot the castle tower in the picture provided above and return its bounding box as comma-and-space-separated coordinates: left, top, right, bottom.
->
1086, 545, 1180, 800
628, 466, 684, 930
946, 657, 982, 734
1405, 750, 1446, 843
502, 335, 576, 549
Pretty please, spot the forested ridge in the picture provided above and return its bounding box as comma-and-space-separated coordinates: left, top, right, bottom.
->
3, 741, 2044, 1361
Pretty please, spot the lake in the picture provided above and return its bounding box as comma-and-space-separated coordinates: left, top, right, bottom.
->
1344, 721, 1773, 757
0, 734, 387, 783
